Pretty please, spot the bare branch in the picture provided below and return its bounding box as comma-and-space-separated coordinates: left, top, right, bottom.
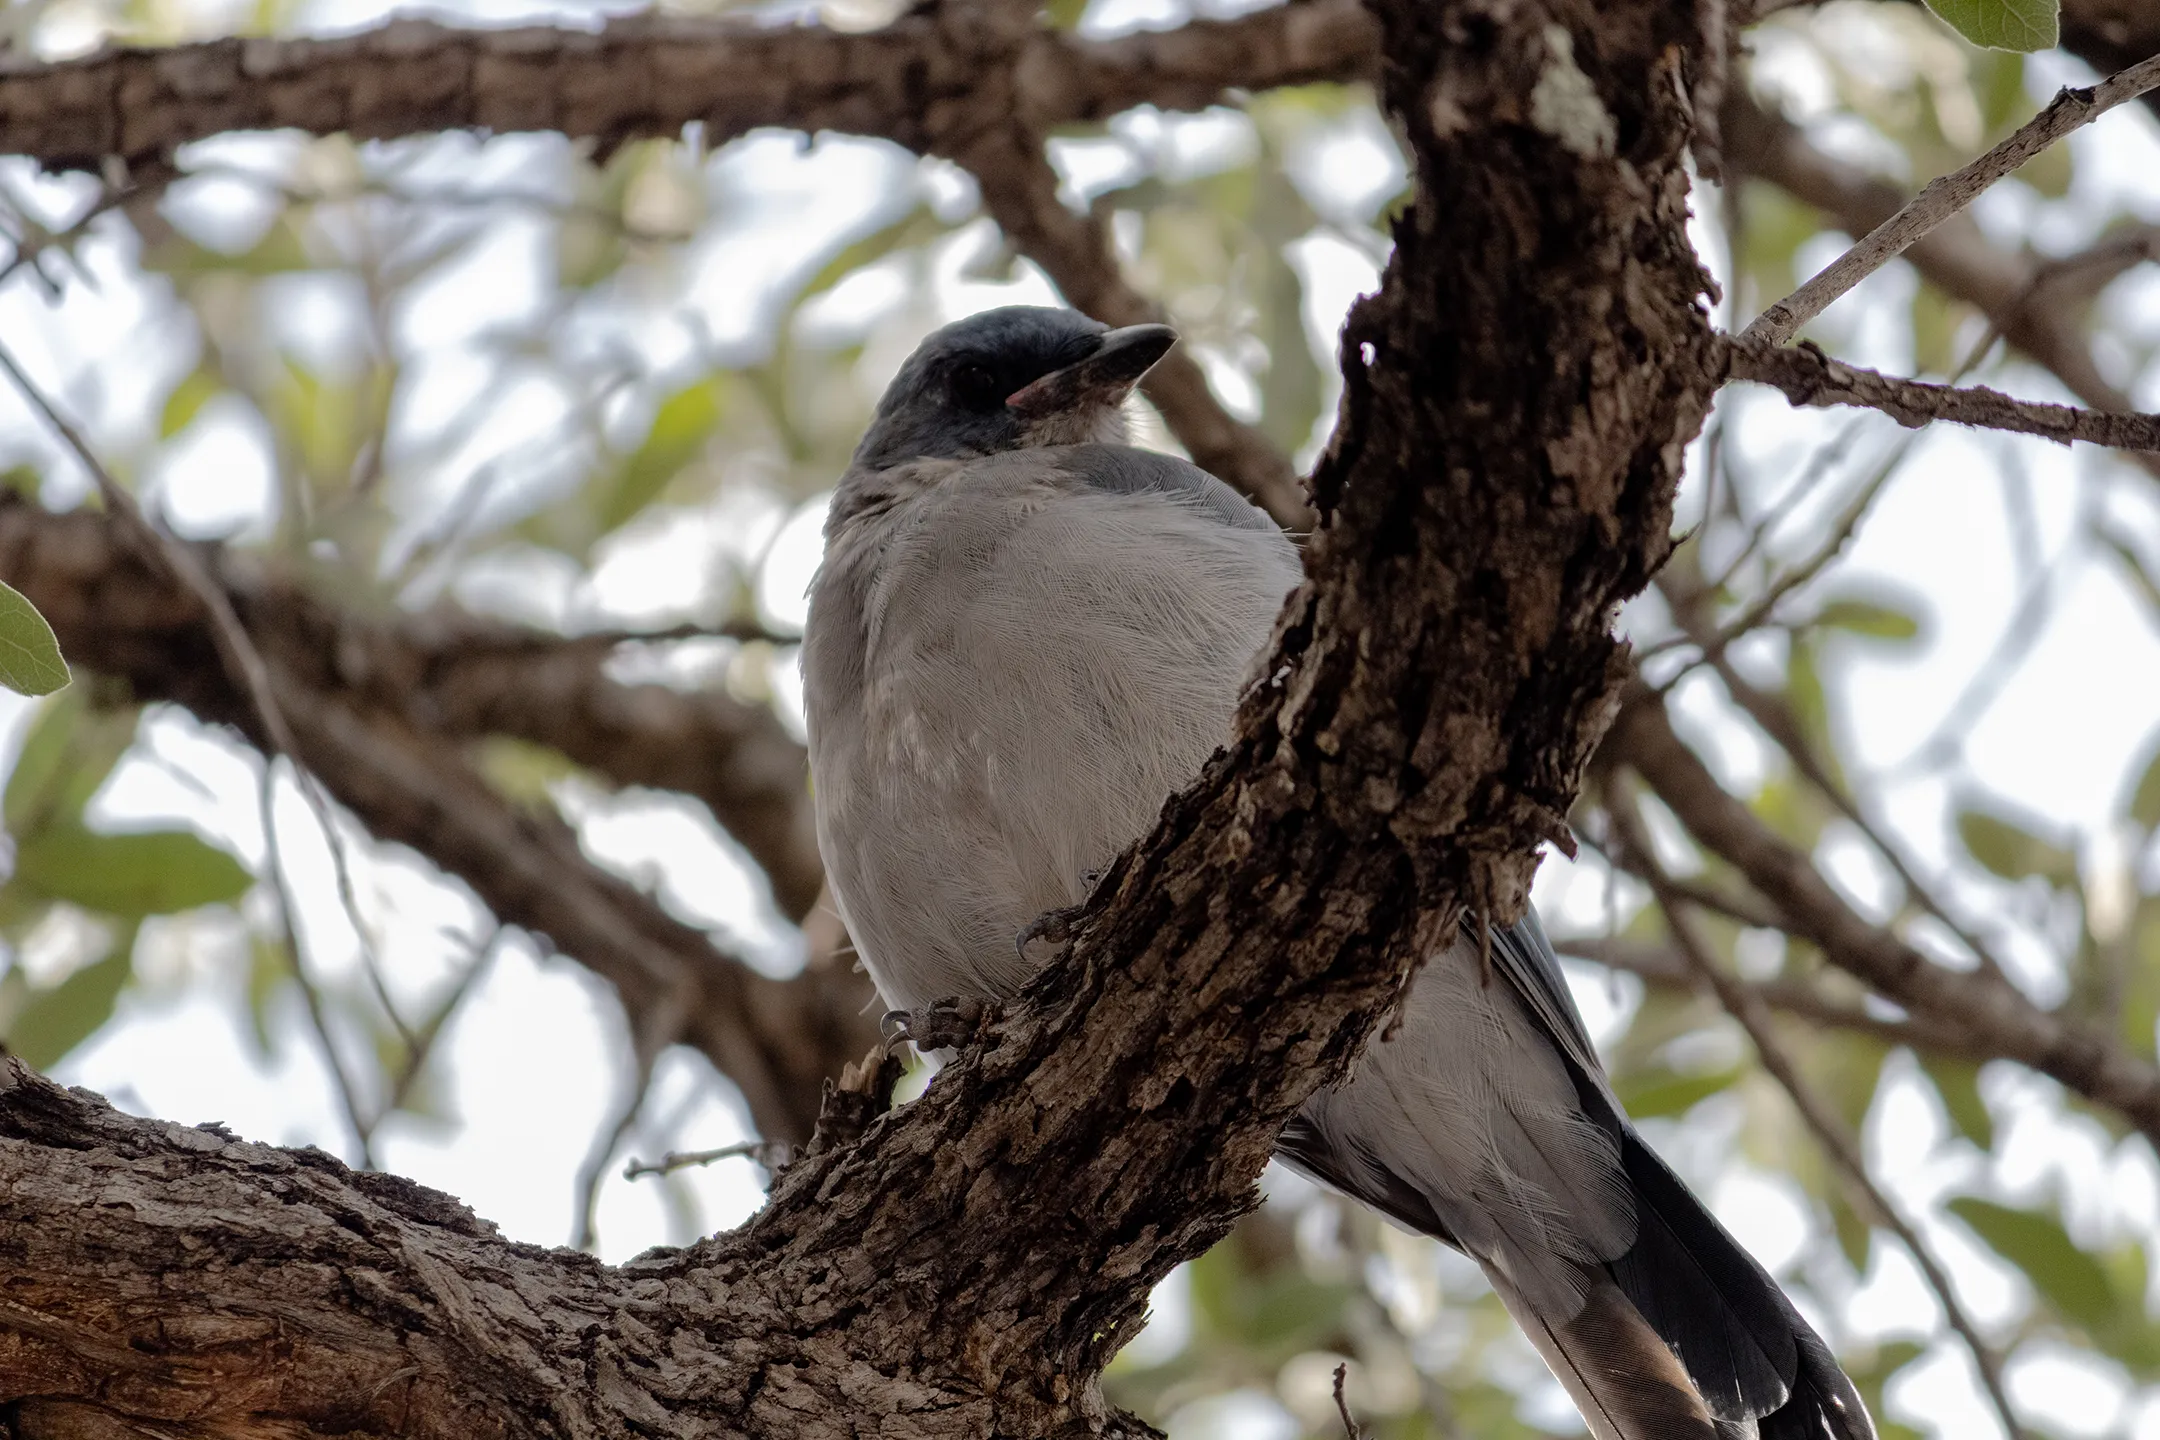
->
1606, 690, 2160, 1146
0, 3, 1373, 173
1724, 91, 2160, 481
623, 1138, 790, 1182
1742, 52, 2160, 347
0, 495, 878, 1144
1722, 334, 2160, 451
1555, 935, 1986, 1057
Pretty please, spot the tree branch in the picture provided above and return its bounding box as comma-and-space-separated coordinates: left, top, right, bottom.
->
1722, 89, 2160, 479
0, 494, 877, 1144
0, 2, 1373, 173
1554, 935, 1989, 1058
0, 0, 1720, 1430
1722, 333, 2160, 450
1607, 689, 2160, 1146
1741, 51, 2160, 346
0, 3, 1349, 524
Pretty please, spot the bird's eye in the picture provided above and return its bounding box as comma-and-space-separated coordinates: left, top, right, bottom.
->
951, 363, 1002, 409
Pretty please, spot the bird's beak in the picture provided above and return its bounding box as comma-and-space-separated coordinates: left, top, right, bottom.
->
1006, 324, 1178, 416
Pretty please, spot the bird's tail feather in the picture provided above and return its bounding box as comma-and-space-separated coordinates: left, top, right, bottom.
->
1603, 1124, 1877, 1440
1488, 1270, 1721, 1440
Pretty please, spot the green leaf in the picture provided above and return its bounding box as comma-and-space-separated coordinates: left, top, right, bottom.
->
1614, 1061, 1745, 1119
243, 931, 293, 1059
159, 367, 222, 438
0, 580, 68, 697
1785, 634, 1832, 761
1920, 1055, 1994, 1149
13, 827, 253, 918
594, 380, 722, 537
6, 932, 133, 1071
1923, 0, 2060, 51
1957, 805, 2077, 885
5, 693, 137, 834
1812, 599, 1921, 643
2127, 730, 2160, 831
1949, 1197, 2115, 1329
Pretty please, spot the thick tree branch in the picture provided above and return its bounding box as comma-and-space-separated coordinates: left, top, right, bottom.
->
1741, 51, 2160, 346
0, 0, 1718, 1431
1607, 690, 2160, 1146
0, 500, 826, 919
0, 3, 1344, 524
0, 2, 1373, 172
0, 495, 876, 1144
1721, 333, 2160, 449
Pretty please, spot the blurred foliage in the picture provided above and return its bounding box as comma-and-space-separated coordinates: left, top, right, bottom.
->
0, 0, 2150, 1435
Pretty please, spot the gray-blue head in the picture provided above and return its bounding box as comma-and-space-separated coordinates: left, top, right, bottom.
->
852, 306, 1177, 471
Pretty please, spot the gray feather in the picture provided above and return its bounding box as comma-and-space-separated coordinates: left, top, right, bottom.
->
805, 322, 1877, 1440
1048, 444, 1279, 533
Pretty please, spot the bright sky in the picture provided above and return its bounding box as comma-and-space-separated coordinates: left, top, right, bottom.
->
0, 3, 2157, 1437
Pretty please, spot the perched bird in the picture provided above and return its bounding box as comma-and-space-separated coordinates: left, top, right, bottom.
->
802, 305, 1875, 1440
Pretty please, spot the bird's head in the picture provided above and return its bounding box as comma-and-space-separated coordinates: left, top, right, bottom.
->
852, 306, 1177, 470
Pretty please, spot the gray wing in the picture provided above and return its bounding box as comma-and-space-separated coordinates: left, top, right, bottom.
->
1047, 444, 1280, 533
1487, 907, 1606, 1082
1285, 913, 1874, 1439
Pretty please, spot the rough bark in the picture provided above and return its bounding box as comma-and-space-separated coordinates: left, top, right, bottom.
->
0, 0, 1716, 1433
0, 2, 1374, 172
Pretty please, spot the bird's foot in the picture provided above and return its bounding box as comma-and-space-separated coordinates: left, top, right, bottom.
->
1016, 902, 1088, 965
880, 996, 999, 1054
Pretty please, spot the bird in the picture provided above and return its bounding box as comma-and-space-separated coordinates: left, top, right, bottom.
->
801, 304, 1876, 1440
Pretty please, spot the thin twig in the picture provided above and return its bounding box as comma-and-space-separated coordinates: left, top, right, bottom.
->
0, 332, 416, 1141
1331, 1362, 1366, 1440
1723, 336, 2160, 450
254, 794, 377, 1166
571, 980, 692, 1252
1609, 794, 2028, 1440
1700, 654, 2013, 984
1743, 51, 2160, 346
0, 179, 140, 290
1649, 539, 2018, 985
1699, 415, 1869, 606
1649, 429, 1913, 680
1572, 824, 1785, 931
380, 926, 501, 1121
623, 1138, 793, 1181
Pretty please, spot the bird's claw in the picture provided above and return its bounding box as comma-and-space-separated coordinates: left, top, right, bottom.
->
1016, 903, 1086, 964
880, 997, 997, 1054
